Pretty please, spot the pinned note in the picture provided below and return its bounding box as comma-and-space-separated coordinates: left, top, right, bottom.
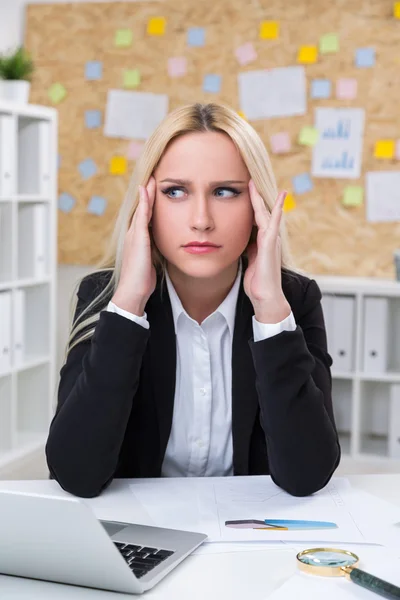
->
168, 56, 187, 77
374, 140, 395, 159
203, 74, 221, 93
259, 21, 279, 40
292, 173, 313, 195
297, 46, 318, 64
235, 42, 257, 66
342, 185, 363, 207
126, 141, 144, 160
124, 69, 141, 88
355, 47, 375, 68
115, 29, 133, 47
311, 79, 331, 99
87, 195, 107, 216
79, 158, 97, 180
58, 193, 76, 213
336, 78, 357, 100
298, 126, 319, 146
188, 27, 205, 47
85, 110, 102, 129
283, 192, 296, 213
147, 17, 166, 36
319, 33, 339, 54
110, 156, 128, 175
104, 90, 169, 140
395, 2, 400, 18
48, 83, 66, 104
270, 132, 291, 154
85, 61, 102, 80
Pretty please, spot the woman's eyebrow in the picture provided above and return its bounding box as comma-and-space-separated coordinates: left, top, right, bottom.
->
159, 178, 247, 185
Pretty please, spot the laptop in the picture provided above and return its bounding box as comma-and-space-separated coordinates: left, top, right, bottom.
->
0, 489, 207, 594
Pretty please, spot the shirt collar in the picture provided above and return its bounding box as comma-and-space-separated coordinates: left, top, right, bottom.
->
165, 261, 242, 336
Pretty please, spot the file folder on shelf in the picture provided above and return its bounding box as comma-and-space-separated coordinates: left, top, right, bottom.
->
18, 203, 47, 279
389, 384, 400, 459
18, 119, 51, 196
363, 297, 388, 373
0, 291, 12, 374
13, 289, 25, 367
322, 295, 355, 372
0, 115, 15, 197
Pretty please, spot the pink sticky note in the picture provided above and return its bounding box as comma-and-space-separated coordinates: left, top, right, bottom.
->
127, 141, 144, 160
395, 140, 400, 160
270, 132, 291, 154
235, 42, 258, 66
336, 78, 358, 100
168, 56, 187, 77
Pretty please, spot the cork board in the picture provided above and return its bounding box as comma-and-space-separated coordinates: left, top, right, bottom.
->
25, 0, 400, 276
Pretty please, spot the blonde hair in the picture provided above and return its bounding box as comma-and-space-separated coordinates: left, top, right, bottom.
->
67, 102, 298, 353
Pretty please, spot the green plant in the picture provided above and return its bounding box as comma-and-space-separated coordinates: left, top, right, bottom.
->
0, 47, 34, 81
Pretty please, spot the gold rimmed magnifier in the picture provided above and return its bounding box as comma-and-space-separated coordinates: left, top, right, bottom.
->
297, 548, 400, 599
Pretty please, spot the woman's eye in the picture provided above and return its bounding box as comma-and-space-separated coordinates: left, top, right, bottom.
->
214, 187, 240, 198
162, 187, 186, 199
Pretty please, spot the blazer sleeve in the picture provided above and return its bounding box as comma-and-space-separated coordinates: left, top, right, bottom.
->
249, 278, 340, 497
45, 275, 150, 498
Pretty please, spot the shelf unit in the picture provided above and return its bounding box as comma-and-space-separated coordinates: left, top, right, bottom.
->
315, 274, 400, 469
0, 100, 57, 478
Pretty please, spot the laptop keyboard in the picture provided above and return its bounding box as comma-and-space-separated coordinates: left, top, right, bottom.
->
114, 542, 175, 579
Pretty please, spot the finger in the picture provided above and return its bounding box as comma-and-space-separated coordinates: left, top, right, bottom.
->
146, 176, 156, 220
249, 180, 270, 230
133, 185, 149, 233
268, 190, 286, 235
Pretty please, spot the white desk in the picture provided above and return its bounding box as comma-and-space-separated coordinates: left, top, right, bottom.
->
0, 475, 399, 599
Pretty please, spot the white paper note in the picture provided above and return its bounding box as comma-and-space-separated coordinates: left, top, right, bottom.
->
238, 66, 306, 119
366, 171, 400, 222
312, 108, 365, 179
104, 90, 169, 140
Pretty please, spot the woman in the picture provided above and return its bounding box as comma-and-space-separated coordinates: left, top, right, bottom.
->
46, 103, 340, 498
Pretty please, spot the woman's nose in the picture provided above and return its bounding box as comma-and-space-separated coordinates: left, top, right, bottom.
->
190, 195, 215, 231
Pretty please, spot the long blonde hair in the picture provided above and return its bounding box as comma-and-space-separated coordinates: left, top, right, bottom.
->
67, 102, 297, 353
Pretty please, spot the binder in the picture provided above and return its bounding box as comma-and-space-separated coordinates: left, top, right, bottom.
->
331, 296, 355, 372
18, 204, 47, 278
38, 121, 51, 197
0, 291, 12, 374
0, 115, 14, 197
321, 295, 334, 354
363, 297, 388, 373
13, 289, 25, 367
389, 384, 400, 459
32, 204, 46, 278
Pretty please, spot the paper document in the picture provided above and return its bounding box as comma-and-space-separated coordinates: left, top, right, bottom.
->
366, 171, 400, 222
104, 90, 169, 140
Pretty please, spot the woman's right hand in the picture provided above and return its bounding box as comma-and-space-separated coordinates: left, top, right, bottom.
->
111, 177, 157, 316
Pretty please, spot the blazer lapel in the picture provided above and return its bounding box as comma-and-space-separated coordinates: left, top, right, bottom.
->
146, 278, 177, 460
231, 280, 260, 475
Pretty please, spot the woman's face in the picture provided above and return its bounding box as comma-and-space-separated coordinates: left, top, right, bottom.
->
152, 131, 254, 279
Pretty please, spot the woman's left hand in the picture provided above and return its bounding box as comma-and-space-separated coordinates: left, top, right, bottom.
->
243, 180, 292, 324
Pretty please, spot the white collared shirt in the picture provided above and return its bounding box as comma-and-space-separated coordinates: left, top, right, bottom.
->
107, 266, 296, 477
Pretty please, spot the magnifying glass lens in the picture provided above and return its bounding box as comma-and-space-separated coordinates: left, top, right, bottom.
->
299, 550, 358, 568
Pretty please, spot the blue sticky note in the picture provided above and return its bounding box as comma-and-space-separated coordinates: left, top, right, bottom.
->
355, 47, 375, 68
58, 193, 76, 213
87, 195, 107, 216
203, 74, 221, 93
79, 158, 97, 180
188, 27, 205, 47
292, 173, 313, 195
85, 109, 101, 129
311, 79, 331, 99
85, 61, 103, 80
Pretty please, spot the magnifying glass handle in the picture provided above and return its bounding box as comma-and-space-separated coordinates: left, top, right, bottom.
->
342, 566, 400, 599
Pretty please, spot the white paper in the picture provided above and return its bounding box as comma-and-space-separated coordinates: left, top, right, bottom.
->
312, 108, 365, 179
104, 90, 169, 140
366, 171, 400, 222
238, 66, 306, 120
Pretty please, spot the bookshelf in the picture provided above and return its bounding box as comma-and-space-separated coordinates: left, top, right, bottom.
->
0, 100, 57, 478
315, 275, 400, 471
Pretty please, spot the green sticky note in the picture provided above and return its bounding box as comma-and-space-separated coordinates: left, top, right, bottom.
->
320, 33, 339, 54
115, 29, 133, 47
298, 126, 319, 146
48, 83, 66, 104
342, 186, 363, 207
123, 69, 140, 88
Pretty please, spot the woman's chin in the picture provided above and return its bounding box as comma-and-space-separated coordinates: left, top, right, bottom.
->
167, 256, 235, 280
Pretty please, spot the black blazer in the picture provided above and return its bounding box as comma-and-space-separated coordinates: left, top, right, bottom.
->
46, 268, 340, 498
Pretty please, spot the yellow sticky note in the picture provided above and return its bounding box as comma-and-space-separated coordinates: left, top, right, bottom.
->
297, 46, 318, 64
298, 126, 319, 146
374, 140, 395, 159
237, 110, 247, 120
115, 29, 133, 47
110, 156, 127, 175
283, 192, 296, 213
320, 33, 339, 54
342, 186, 364, 207
394, 2, 400, 18
147, 17, 166, 36
259, 21, 279, 40
123, 69, 140, 88
48, 83, 66, 104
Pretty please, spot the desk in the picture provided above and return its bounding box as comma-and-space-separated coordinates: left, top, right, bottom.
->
0, 475, 399, 599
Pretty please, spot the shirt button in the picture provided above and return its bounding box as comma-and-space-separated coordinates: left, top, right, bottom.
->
199, 388, 206, 396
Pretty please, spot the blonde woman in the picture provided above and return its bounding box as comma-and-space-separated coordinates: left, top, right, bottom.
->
46, 103, 340, 498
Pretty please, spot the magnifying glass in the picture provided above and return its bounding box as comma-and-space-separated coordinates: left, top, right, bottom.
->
297, 548, 400, 599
